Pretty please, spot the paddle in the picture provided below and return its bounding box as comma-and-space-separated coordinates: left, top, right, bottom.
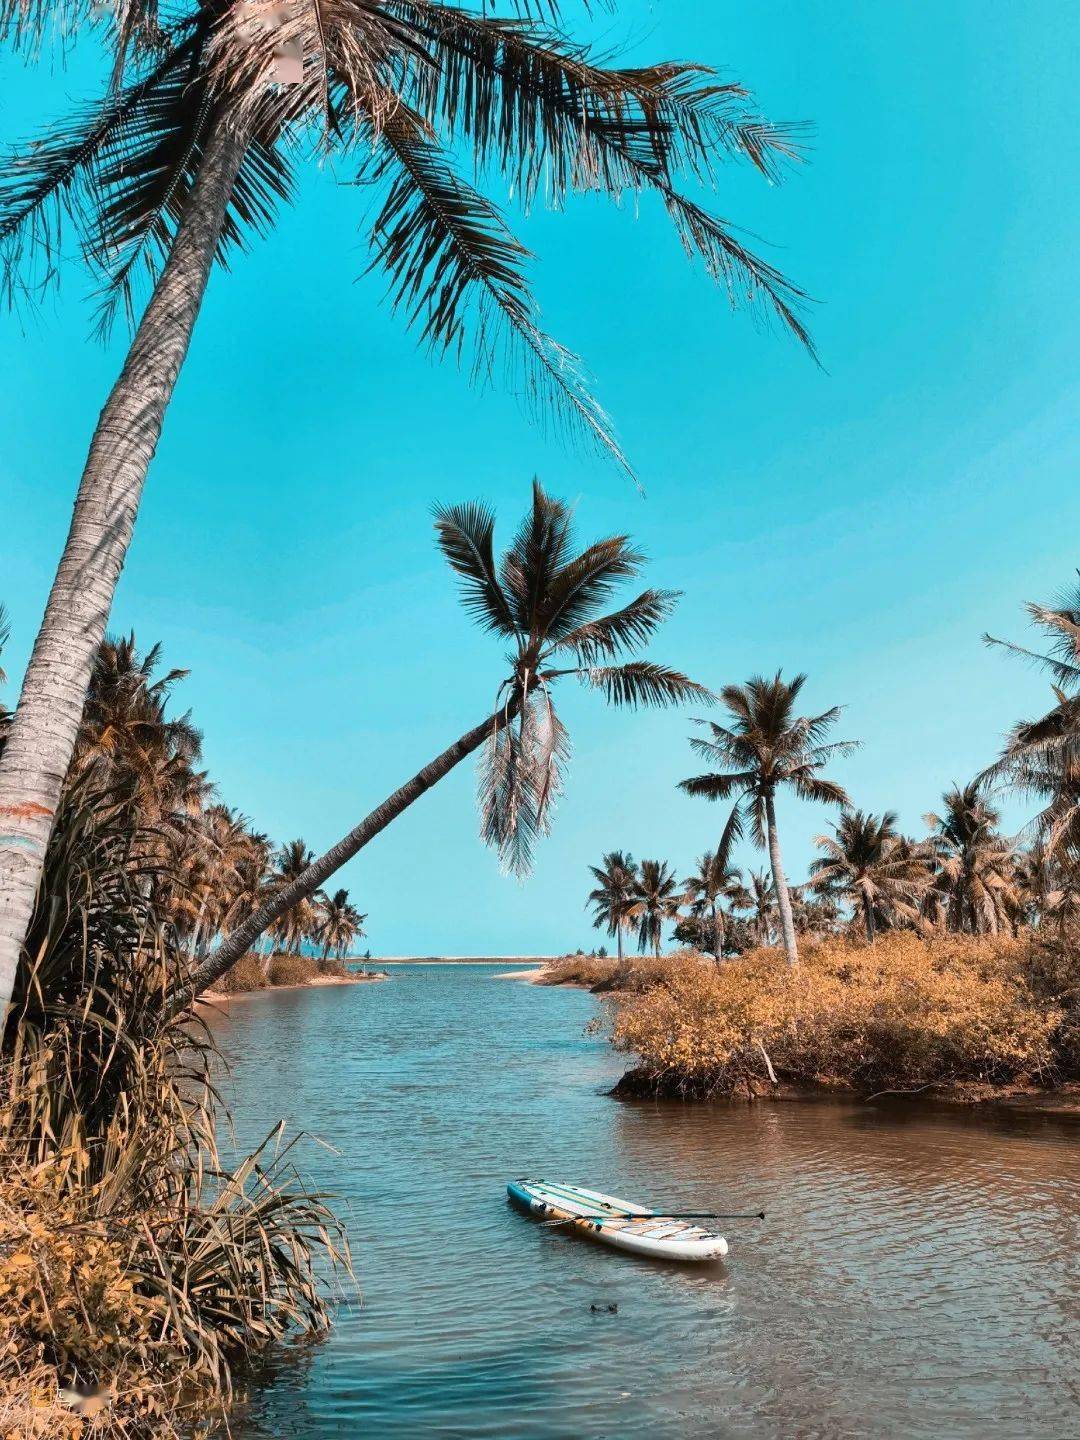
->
541, 1209, 764, 1226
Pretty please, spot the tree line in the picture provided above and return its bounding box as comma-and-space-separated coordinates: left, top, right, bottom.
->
588, 582, 1080, 966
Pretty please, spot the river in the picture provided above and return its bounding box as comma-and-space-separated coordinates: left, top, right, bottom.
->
211, 963, 1079, 1440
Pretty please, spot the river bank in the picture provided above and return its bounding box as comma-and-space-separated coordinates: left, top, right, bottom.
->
527, 940, 1080, 1119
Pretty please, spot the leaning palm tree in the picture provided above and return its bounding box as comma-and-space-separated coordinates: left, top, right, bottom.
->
924, 783, 1017, 935
315, 888, 367, 963
809, 808, 928, 942
629, 859, 680, 958
0, 3, 814, 1021
678, 673, 856, 966
587, 851, 638, 973
176, 480, 708, 1009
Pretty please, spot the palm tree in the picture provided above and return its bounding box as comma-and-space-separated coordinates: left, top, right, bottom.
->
678, 673, 856, 966
315, 889, 367, 963
984, 575, 1080, 862
809, 809, 928, 941
741, 869, 777, 946
0, 6, 813, 1022
270, 839, 317, 956
629, 859, 680, 958
587, 851, 638, 972
924, 783, 1017, 935
75, 634, 207, 834
682, 849, 745, 963
178, 480, 707, 1009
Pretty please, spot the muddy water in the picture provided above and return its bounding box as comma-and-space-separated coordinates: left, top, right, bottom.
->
212, 964, 1079, 1439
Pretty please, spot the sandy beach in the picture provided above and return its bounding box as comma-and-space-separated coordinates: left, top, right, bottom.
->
200, 973, 388, 1005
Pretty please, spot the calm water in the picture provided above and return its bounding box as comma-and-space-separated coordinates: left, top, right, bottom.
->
212, 964, 1080, 1440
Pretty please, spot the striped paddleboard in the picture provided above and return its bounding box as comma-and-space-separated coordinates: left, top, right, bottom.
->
507, 1178, 729, 1262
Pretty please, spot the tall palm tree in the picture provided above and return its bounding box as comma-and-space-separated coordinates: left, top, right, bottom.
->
587, 851, 638, 971
0, 5, 813, 1022
629, 859, 680, 958
177, 480, 707, 1009
809, 808, 928, 942
682, 849, 744, 963
678, 673, 856, 966
924, 783, 1017, 935
315, 888, 367, 963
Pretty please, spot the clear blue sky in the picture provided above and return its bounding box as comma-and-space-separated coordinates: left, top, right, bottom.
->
2, 3, 1078, 954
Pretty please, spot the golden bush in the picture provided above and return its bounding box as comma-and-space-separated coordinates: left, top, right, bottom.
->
613, 933, 1064, 1096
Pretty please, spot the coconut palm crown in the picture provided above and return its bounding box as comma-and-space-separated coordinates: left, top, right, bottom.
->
809, 808, 928, 942
587, 850, 638, 966
437, 479, 710, 874
678, 672, 857, 965
0, 0, 812, 461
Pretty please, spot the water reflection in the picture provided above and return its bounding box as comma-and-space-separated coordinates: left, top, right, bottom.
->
212, 966, 1080, 1439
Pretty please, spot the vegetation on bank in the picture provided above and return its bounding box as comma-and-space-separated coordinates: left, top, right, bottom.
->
210, 951, 352, 995
0, 783, 350, 1438
541, 933, 1076, 1099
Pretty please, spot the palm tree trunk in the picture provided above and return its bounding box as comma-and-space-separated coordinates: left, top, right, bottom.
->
863, 895, 876, 943
711, 898, 723, 963
171, 703, 517, 1015
0, 108, 250, 1032
765, 791, 799, 966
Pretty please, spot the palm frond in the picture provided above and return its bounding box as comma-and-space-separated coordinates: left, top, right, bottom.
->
678, 770, 754, 802
363, 104, 631, 477
433, 499, 518, 636
500, 479, 575, 636
582, 661, 711, 709
554, 588, 679, 664
540, 536, 644, 639
397, 5, 805, 204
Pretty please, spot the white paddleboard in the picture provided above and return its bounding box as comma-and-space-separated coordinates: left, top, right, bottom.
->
507, 1178, 729, 1262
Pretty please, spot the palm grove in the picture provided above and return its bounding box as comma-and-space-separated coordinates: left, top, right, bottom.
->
586, 591, 1080, 967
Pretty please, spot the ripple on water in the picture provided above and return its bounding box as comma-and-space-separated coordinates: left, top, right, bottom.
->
211, 966, 1080, 1440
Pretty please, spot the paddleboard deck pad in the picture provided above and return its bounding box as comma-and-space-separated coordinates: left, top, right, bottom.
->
508, 1178, 729, 1261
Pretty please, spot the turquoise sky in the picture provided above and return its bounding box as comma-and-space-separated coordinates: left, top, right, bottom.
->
2, 3, 1078, 954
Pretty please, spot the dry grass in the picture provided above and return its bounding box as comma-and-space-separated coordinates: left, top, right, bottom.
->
610, 933, 1067, 1098
0, 781, 352, 1438
214, 952, 349, 994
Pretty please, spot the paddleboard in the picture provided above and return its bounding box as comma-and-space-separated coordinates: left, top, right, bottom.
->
507, 1178, 729, 1261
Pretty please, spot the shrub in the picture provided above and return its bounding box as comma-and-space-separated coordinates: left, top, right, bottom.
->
216, 951, 268, 994
612, 932, 1065, 1097
268, 953, 321, 986
1, 782, 351, 1438
537, 951, 700, 993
